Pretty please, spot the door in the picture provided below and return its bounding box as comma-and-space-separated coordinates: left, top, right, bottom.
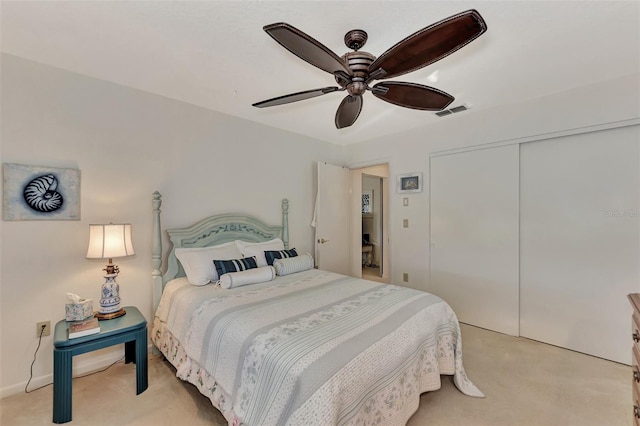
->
520, 126, 639, 364
315, 162, 351, 274
430, 144, 520, 336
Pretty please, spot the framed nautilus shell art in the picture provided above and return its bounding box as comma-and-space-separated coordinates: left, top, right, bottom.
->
3, 163, 80, 220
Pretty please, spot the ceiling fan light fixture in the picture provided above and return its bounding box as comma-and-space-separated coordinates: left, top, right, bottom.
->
347, 80, 367, 96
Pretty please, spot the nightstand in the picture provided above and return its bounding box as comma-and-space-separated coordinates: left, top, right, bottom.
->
52, 306, 148, 423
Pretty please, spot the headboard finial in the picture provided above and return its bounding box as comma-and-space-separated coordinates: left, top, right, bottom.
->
282, 198, 289, 213
152, 191, 163, 310
152, 191, 162, 210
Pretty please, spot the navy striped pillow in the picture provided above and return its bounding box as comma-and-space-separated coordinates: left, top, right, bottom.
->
264, 248, 298, 266
213, 256, 258, 277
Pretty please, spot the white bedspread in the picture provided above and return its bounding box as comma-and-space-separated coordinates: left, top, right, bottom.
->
152, 269, 483, 426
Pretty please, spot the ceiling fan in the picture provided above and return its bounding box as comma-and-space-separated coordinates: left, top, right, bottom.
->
252, 9, 487, 129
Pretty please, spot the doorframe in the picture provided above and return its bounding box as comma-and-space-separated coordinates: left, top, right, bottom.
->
348, 162, 390, 283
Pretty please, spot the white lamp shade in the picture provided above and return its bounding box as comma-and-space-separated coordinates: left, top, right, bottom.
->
86, 223, 135, 259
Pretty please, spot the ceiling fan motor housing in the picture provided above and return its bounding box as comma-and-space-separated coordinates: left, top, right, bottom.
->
341, 50, 376, 95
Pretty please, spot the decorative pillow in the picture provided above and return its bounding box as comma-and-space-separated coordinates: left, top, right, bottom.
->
264, 248, 298, 266
214, 256, 258, 277
218, 266, 276, 289
235, 238, 285, 267
273, 253, 314, 276
175, 241, 243, 286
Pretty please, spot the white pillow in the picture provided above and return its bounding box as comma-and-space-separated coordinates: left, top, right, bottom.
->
218, 266, 276, 289
235, 238, 285, 267
175, 241, 243, 285
273, 253, 314, 276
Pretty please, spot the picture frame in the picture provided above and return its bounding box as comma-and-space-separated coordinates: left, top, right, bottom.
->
3, 163, 81, 220
362, 190, 373, 214
397, 173, 423, 194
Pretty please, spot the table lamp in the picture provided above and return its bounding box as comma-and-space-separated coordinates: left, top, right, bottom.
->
86, 223, 135, 320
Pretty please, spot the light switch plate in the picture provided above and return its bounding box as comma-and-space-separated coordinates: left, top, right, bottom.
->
403, 219, 409, 228
403, 197, 409, 207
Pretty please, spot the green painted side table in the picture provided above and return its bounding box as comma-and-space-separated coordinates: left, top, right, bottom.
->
52, 306, 148, 423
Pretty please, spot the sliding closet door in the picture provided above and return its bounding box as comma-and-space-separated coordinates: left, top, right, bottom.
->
520, 126, 639, 364
430, 144, 520, 335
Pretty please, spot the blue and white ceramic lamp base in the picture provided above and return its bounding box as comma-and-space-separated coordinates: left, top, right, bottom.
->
95, 274, 126, 320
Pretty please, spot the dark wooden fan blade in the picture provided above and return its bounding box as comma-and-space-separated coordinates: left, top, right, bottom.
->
372, 82, 454, 110
253, 87, 341, 108
335, 95, 363, 128
368, 9, 487, 81
264, 23, 352, 76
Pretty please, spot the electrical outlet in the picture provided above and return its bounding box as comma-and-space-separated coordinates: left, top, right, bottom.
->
37, 321, 51, 337
403, 273, 409, 282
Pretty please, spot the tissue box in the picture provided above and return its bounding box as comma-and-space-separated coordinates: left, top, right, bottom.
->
65, 299, 94, 321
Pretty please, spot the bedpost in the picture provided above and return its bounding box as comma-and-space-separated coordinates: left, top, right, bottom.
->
152, 191, 163, 312
282, 198, 289, 249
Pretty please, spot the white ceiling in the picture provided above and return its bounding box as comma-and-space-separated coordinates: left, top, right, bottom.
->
2, 1, 639, 145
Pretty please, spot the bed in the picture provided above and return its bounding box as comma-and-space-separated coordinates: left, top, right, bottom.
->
150, 192, 483, 426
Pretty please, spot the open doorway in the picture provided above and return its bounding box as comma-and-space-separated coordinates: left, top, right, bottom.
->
350, 163, 389, 283
362, 174, 383, 280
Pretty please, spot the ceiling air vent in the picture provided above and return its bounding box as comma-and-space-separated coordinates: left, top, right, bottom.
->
435, 104, 468, 117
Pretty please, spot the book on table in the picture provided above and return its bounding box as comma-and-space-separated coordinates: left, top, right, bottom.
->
68, 317, 100, 339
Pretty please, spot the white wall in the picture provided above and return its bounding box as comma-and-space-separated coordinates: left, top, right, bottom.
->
0, 54, 343, 396
346, 73, 640, 293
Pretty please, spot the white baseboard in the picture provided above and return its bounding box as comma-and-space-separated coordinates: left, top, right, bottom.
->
0, 344, 155, 399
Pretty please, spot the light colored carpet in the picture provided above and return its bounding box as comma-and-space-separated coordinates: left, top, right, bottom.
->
0, 324, 631, 425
